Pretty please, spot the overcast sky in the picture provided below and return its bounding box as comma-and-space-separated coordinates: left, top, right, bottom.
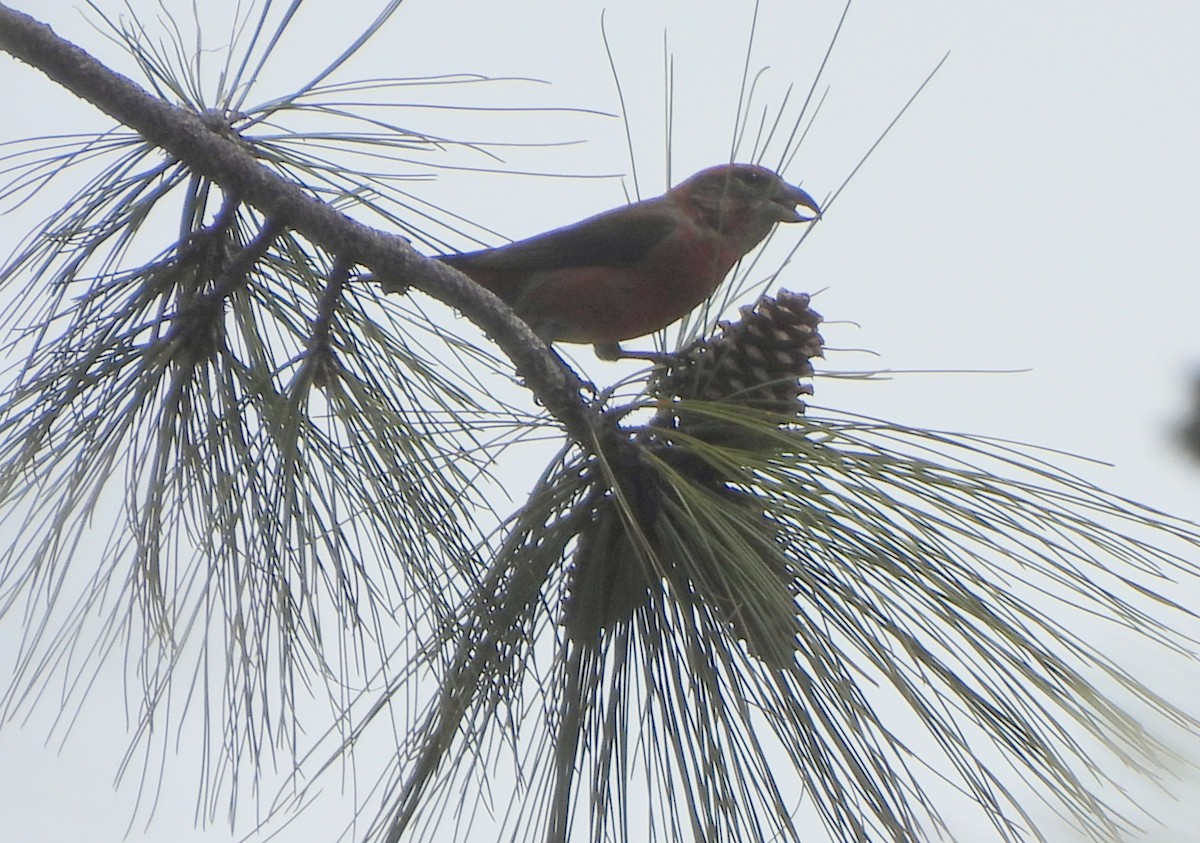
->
1, 2, 1198, 841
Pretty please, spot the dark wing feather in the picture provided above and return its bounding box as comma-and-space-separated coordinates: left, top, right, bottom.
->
439, 199, 679, 272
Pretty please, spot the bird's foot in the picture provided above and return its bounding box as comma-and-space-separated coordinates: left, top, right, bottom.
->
593, 343, 674, 364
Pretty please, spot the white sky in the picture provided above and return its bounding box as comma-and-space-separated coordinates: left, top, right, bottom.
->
1, 1, 1198, 841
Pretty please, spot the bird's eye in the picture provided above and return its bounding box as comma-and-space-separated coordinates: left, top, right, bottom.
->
736, 168, 769, 185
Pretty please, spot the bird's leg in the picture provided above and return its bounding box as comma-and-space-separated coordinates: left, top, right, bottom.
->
593, 342, 674, 364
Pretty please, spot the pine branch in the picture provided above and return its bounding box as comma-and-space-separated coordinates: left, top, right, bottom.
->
0, 3, 607, 449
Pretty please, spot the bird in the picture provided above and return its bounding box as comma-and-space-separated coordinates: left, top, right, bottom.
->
437, 163, 820, 360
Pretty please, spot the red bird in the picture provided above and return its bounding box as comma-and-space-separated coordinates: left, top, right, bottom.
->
438, 163, 820, 359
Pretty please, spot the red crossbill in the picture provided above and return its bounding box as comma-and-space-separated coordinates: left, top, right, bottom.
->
439, 163, 820, 359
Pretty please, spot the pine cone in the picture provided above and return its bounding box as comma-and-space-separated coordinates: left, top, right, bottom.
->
562, 453, 664, 643
562, 292, 823, 658
651, 290, 823, 448
640, 291, 822, 665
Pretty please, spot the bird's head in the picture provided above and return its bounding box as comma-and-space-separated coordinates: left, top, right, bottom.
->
675, 163, 820, 249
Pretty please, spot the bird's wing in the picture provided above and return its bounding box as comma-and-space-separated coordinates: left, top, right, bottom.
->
439, 199, 680, 272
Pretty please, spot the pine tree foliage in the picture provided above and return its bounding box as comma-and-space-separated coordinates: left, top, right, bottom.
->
1, 4, 1198, 843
